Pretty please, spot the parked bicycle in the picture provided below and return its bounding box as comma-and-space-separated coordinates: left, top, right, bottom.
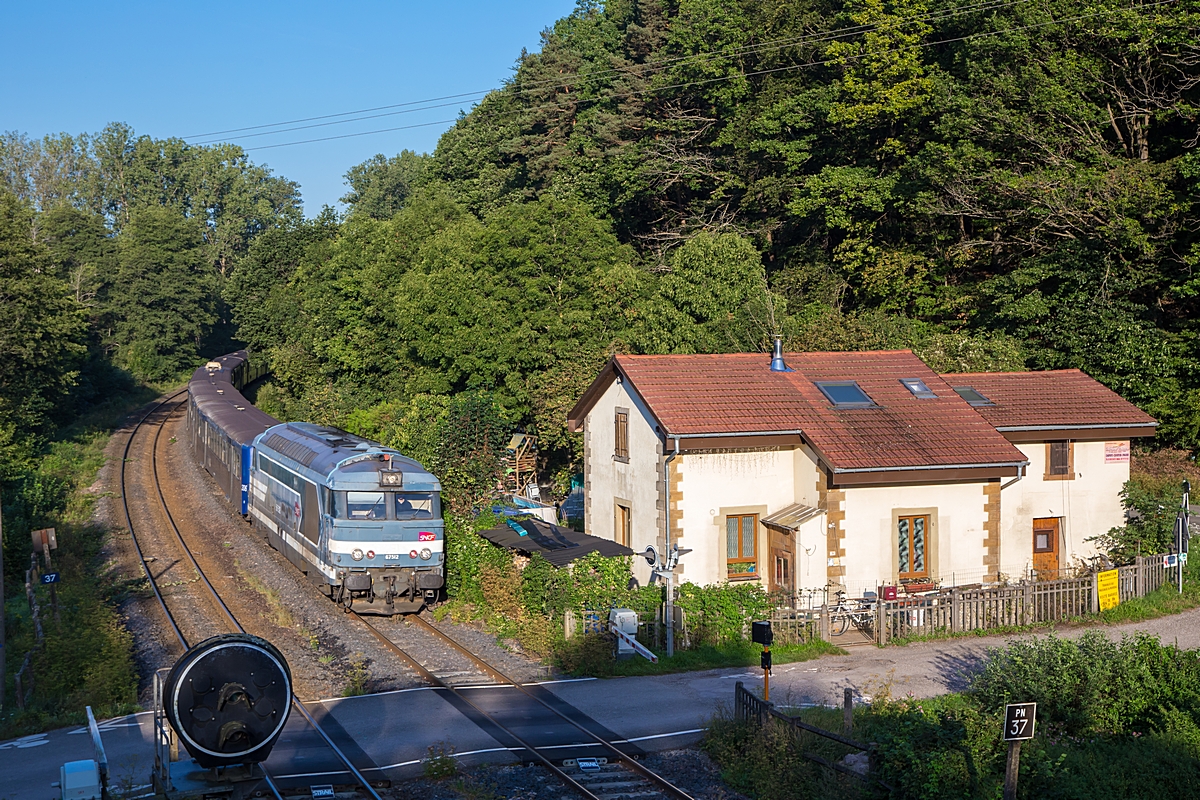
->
831, 589, 877, 637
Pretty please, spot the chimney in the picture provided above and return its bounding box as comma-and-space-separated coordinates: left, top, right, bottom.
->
770, 337, 793, 372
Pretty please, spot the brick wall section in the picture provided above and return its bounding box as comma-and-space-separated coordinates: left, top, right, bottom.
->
983, 480, 1001, 582
818, 468, 846, 584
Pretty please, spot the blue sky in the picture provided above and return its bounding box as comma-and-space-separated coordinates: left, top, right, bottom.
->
2, 1, 578, 213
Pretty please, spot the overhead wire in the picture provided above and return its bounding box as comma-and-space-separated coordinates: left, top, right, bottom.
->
239, 0, 1175, 152
186, 0, 1039, 145
185, 0, 1028, 140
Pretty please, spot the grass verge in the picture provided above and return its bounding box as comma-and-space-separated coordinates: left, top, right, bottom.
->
704, 633, 1200, 799
556, 635, 843, 678
1, 431, 141, 738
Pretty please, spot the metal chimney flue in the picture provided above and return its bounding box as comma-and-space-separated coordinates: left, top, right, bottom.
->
770, 337, 793, 372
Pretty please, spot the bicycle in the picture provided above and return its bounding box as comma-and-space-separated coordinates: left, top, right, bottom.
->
831, 589, 876, 637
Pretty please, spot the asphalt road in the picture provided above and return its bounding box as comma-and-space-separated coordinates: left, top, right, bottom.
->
6, 605, 1199, 799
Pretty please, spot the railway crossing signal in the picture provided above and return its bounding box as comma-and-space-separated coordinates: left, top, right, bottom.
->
752, 620, 772, 701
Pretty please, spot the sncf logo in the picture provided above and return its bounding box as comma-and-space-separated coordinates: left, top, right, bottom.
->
418, 531, 436, 541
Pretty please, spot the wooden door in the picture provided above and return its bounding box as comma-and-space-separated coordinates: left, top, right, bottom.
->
1032, 518, 1060, 576
616, 504, 631, 547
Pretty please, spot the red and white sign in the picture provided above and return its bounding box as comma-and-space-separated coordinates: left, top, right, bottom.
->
1105, 442, 1130, 463
611, 625, 658, 663
418, 531, 436, 541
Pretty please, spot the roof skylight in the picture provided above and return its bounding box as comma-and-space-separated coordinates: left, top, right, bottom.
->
815, 381, 876, 407
900, 378, 938, 399
953, 386, 994, 406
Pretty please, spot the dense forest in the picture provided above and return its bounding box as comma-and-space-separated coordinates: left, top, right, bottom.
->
3, 0, 1200, 513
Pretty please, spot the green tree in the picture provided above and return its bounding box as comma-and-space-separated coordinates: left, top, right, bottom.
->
109, 207, 212, 381
0, 191, 87, 462
342, 150, 430, 219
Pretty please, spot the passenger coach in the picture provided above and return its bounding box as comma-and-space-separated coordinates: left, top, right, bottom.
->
188, 352, 444, 614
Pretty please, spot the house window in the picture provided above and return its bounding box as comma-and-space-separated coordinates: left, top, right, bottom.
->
614, 410, 629, 462
952, 386, 994, 406
897, 515, 929, 580
726, 514, 758, 578
1034, 529, 1054, 552
1051, 441, 1070, 479
899, 378, 938, 398
616, 503, 632, 547
1045, 441, 1074, 480
815, 381, 875, 407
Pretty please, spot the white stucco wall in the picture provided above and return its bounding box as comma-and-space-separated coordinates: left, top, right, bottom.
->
998, 439, 1130, 575
675, 448, 802, 587
840, 482, 990, 595
583, 379, 662, 585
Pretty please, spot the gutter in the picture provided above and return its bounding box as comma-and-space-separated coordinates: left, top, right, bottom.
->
668, 429, 805, 440
832, 460, 1028, 474
995, 423, 1158, 432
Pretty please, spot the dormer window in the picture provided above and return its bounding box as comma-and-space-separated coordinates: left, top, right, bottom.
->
953, 386, 994, 406
815, 381, 875, 407
900, 378, 938, 399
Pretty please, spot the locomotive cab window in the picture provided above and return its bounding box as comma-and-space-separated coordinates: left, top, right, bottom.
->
395, 492, 437, 520
338, 491, 388, 520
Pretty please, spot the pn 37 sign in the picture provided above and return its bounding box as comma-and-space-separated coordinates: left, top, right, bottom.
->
1004, 703, 1036, 741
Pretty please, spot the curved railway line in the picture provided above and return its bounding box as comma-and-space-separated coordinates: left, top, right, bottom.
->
120, 390, 384, 799
122, 390, 695, 800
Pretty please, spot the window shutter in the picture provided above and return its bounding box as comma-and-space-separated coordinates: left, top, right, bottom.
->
1050, 442, 1069, 475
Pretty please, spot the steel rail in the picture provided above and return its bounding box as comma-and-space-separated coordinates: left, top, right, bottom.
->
349, 611, 608, 800
405, 614, 695, 800
123, 392, 380, 800
119, 389, 190, 648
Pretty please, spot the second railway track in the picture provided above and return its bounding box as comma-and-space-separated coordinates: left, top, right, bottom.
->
122, 390, 696, 800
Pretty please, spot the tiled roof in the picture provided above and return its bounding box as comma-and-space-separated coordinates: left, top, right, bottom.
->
607, 351, 1026, 472
939, 370, 1157, 430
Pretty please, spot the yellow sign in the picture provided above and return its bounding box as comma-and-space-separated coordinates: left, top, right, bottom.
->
1097, 569, 1120, 611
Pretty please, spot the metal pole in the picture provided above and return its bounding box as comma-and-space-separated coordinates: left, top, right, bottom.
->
665, 573, 674, 658
763, 645, 770, 702
663, 437, 679, 659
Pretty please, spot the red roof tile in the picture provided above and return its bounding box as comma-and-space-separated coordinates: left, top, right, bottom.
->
939, 370, 1157, 430
594, 351, 1026, 472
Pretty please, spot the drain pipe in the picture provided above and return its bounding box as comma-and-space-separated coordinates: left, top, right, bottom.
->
663, 436, 680, 658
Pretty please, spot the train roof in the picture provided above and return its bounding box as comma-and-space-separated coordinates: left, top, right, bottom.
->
189, 351, 279, 446
256, 421, 436, 483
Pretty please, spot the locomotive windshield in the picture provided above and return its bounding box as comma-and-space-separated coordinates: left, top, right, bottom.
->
340, 491, 387, 520
331, 491, 439, 520
395, 492, 436, 520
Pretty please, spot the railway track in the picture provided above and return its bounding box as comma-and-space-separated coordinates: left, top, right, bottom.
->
126, 389, 696, 800
351, 611, 696, 800
120, 390, 384, 799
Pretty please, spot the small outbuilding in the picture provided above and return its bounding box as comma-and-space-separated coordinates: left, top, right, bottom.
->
478, 517, 635, 567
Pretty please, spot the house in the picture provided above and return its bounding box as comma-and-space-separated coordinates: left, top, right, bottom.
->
566, 348, 1156, 597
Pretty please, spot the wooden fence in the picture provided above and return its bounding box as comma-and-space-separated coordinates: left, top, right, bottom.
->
733, 681, 890, 789
752, 554, 1180, 647
870, 554, 1177, 645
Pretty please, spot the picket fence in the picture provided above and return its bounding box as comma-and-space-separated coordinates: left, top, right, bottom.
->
762, 554, 1181, 646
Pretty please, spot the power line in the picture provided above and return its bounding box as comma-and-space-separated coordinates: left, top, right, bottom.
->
240, 0, 1174, 153
188, 0, 1035, 144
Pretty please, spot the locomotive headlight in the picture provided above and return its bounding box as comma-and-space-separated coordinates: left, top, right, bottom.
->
351, 548, 364, 561
420, 548, 432, 561
409, 549, 418, 559
366, 550, 375, 559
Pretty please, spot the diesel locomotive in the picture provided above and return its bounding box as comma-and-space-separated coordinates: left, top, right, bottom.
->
187, 351, 444, 613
